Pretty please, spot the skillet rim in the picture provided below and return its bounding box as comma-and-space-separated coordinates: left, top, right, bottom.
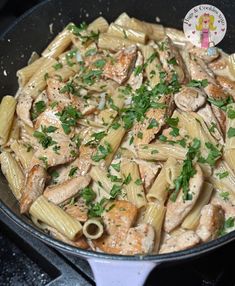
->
0, 0, 235, 261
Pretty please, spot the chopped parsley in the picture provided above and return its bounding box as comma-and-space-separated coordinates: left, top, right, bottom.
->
38, 156, 48, 168
31, 100, 46, 120
91, 141, 112, 162
85, 48, 97, 57
135, 178, 142, 185
60, 81, 76, 94
81, 69, 102, 85
219, 217, 235, 236
167, 57, 177, 65
111, 162, 121, 172
147, 118, 159, 129
110, 184, 122, 198
198, 142, 222, 166
33, 125, 57, 149
207, 96, 233, 111
187, 79, 208, 88
88, 198, 107, 218
137, 131, 143, 139
227, 127, 235, 138
111, 122, 121, 130
94, 59, 106, 69
56, 105, 82, 134
69, 167, 78, 177
216, 171, 229, 179
86, 131, 106, 146
219, 191, 230, 201
81, 187, 96, 205
170, 138, 201, 202
53, 62, 63, 70
67, 22, 99, 43
50, 170, 59, 183
227, 108, 235, 119
123, 173, 132, 185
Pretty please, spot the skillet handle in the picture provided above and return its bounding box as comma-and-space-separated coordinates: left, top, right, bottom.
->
88, 259, 158, 286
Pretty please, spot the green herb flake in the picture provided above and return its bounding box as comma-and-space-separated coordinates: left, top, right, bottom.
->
53, 62, 63, 70
216, 171, 229, 179
111, 162, 121, 172
135, 178, 142, 185
228, 127, 235, 138
81, 187, 96, 205
123, 173, 132, 185
137, 131, 143, 139
94, 59, 106, 69
31, 100, 46, 120
147, 118, 159, 129
110, 184, 122, 198
219, 191, 230, 201
187, 79, 208, 88
69, 166, 78, 177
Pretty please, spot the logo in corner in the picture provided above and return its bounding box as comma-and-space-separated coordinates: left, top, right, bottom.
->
183, 4, 227, 50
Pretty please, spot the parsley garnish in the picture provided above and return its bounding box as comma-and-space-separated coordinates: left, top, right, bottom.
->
219, 191, 229, 201
69, 167, 78, 177
56, 105, 81, 134
187, 79, 208, 88
207, 96, 233, 111
111, 162, 121, 172
53, 62, 63, 70
219, 217, 235, 236
147, 118, 159, 129
227, 127, 235, 138
123, 173, 132, 185
38, 156, 48, 168
67, 23, 99, 43
110, 184, 122, 198
91, 141, 112, 162
135, 178, 142, 185
216, 171, 229, 179
171, 138, 201, 202
88, 198, 106, 217
81, 187, 96, 205
31, 100, 46, 120
33, 125, 57, 149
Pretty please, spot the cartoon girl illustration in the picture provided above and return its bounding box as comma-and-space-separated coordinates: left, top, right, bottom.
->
196, 13, 217, 49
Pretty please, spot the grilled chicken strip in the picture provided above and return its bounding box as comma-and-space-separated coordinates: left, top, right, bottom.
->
174, 86, 206, 112
16, 92, 34, 127
93, 200, 137, 254
157, 36, 188, 83
196, 204, 224, 242
159, 230, 200, 254
164, 164, 203, 233
20, 165, 47, 213
121, 224, 155, 255
127, 51, 143, 90
133, 94, 174, 144
64, 200, 88, 222
43, 175, 91, 205
216, 75, 235, 99
103, 45, 137, 84
47, 78, 71, 105
197, 104, 224, 144
32, 132, 78, 168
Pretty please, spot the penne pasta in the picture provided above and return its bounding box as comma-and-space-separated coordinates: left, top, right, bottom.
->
22, 57, 57, 99
121, 159, 147, 208
182, 182, 213, 230
10, 140, 34, 170
83, 218, 104, 239
0, 96, 17, 145
0, 151, 25, 200
108, 23, 147, 44
143, 202, 166, 252
42, 25, 72, 58
88, 17, 109, 33
17, 57, 46, 87
98, 33, 136, 52
136, 142, 187, 161
29, 196, 83, 240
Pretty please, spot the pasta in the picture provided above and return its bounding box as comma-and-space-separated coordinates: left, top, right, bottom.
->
1, 13, 235, 256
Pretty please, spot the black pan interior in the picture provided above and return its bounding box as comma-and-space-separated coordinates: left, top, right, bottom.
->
0, 0, 235, 260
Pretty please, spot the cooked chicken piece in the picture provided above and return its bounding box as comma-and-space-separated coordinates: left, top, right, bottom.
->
47, 78, 71, 105
211, 191, 235, 219
164, 164, 203, 233
43, 175, 91, 205
121, 224, 155, 255
208, 56, 227, 71
196, 204, 224, 242
189, 57, 216, 84
93, 200, 137, 253
159, 230, 200, 254
32, 132, 78, 168
35, 105, 64, 132
187, 44, 219, 63
127, 51, 143, 90
64, 200, 88, 222
133, 94, 174, 145
197, 104, 224, 144
136, 159, 160, 190
216, 75, 235, 99
16, 92, 33, 127
48, 226, 89, 249
174, 86, 206, 112
20, 165, 47, 213
103, 45, 137, 84
157, 36, 188, 83
211, 105, 226, 134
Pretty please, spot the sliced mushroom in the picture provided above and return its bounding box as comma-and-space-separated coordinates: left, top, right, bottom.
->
174, 86, 206, 112
20, 165, 47, 213
196, 204, 224, 242
164, 164, 203, 233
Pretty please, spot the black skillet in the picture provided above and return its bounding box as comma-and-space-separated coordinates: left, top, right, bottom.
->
0, 0, 235, 285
